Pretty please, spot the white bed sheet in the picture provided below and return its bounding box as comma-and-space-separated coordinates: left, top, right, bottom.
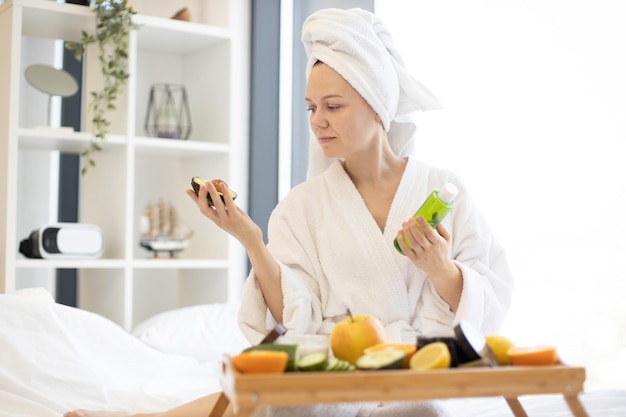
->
1, 291, 625, 417
0, 293, 223, 417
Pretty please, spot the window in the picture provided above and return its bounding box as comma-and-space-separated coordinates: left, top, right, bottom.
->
376, 0, 626, 389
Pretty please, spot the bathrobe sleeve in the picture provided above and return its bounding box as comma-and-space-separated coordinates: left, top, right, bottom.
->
237, 182, 328, 344
390, 165, 514, 338
445, 175, 513, 335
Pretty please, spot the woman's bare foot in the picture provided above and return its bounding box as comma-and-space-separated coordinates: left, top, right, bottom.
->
63, 410, 133, 417
63, 393, 230, 417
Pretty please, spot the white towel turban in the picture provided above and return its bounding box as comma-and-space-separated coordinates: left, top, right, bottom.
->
301, 8, 443, 178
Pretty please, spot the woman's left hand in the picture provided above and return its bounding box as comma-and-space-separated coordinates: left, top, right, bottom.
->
396, 216, 451, 274
396, 216, 462, 310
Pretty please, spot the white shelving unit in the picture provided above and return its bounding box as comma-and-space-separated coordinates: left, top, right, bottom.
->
0, 0, 250, 330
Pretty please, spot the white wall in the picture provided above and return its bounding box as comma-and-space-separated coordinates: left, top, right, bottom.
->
376, 0, 626, 390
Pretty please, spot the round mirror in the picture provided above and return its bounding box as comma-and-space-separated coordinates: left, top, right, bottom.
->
25, 64, 79, 98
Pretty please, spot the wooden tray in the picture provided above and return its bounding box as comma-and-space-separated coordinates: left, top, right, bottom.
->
211, 355, 589, 417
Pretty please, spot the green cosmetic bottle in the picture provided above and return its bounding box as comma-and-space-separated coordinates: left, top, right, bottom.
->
394, 182, 459, 255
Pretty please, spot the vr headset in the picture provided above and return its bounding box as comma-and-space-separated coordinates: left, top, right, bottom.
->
19, 223, 104, 259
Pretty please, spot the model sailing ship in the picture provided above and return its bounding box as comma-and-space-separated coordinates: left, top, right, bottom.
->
139, 199, 194, 258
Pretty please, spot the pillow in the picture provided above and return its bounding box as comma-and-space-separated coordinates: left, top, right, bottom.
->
133, 302, 250, 363
11, 287, 55, 304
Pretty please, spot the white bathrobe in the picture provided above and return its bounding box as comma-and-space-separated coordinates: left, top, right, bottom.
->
239, 156, 513, 345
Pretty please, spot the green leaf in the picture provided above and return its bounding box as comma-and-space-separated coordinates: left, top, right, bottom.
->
78, 0, 137, 175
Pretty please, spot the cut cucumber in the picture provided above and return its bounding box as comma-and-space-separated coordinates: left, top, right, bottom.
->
298, 352, 329, 371
326, 357, 340, 371
243, 343, 299, 372
355, 349, 406, 370
325, 357, 355, 372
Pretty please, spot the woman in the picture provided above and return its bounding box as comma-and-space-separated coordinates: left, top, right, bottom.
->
66, 7, 513, 417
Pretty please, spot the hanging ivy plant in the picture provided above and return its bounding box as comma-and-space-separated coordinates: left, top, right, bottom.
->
66, 0, 139, 175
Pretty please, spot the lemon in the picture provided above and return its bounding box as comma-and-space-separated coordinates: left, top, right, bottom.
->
485, 335, 515, 366
409, 342, 451, 371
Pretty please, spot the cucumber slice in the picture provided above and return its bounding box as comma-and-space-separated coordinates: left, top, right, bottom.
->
326, 357, 340, 371
325, 357, 355, 372
355, 349, 406, 370
339, 360, 356, 371
342, 359, 354, 370
243, 343, 299, 372
298, 352, 329, 371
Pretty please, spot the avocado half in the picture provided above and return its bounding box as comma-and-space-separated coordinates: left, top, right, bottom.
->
355, 349, 406, 371
191, 176, 238, 206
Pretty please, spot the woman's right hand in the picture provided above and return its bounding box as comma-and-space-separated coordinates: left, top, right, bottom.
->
188, 180, 284, 322
186, 180, 264, 250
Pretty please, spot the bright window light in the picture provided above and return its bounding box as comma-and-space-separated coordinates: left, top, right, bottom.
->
376, 0, 626, 390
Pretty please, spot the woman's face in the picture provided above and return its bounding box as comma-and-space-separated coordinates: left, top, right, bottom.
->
305, 63, 383, 160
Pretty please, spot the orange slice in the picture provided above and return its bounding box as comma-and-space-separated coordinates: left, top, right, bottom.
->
409, 342, 451, 371
364, 343, 417, 368
507, 345, 558, 366
233, 350, 289, 374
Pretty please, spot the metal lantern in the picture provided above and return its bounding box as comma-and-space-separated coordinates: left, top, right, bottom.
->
145, 83, 191, 139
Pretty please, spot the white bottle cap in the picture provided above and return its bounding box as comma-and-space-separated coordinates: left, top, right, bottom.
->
438, 182, 459, 204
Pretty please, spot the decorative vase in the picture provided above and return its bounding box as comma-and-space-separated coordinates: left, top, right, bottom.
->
144, 83, 191, 139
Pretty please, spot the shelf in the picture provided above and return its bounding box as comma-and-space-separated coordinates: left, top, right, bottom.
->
15, 258, 126, 269
2, 0, 228, 50
2, 0, 248, 331
133, 136, 229, 157
18, 128, 126, 153
135, 14, 230, 54
132, 258, 229, 269
14, 258, 229, 270
8, 0, 94, 42
17, 129, 228, 156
